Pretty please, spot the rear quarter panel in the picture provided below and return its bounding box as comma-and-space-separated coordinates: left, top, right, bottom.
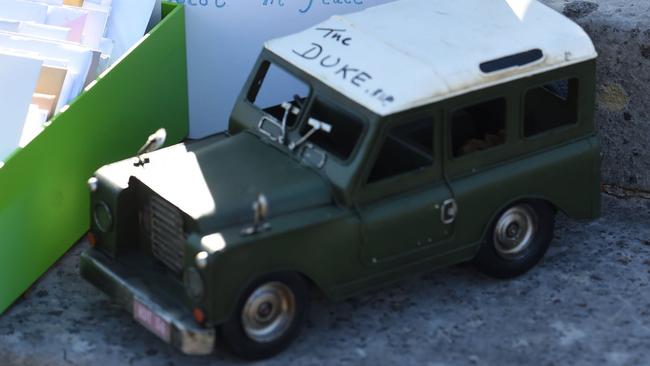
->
448, 135, 601, 249
443, 60, 600, 249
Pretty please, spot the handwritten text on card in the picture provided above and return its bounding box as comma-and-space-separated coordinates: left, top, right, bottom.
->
170, 0, 365, 13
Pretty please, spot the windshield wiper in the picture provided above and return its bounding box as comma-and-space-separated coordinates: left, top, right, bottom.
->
289, 118, 332, 151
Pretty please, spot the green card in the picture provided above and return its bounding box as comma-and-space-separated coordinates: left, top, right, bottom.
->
0, 3, 189, 314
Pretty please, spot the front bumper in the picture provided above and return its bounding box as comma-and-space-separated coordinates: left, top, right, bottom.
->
80, 248, 215, 355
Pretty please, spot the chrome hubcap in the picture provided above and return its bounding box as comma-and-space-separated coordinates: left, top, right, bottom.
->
493, 205, 537, 259
241, 282, 295, 343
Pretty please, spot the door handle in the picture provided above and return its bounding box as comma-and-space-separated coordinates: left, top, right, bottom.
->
441, 199, 458, 225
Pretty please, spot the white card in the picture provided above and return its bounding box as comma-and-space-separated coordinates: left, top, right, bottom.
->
0, 32, 94, 111
0, 0, 48, 23
20, 104, 49, 148
0, 51, 43, 162
0, 19, 21, 33
29, 0, 65, 5
18, 22, 71, 41
46, 5, 88, 43
82, 0, 112, 10
81, 7, 109, 50
104, 0, 156, 63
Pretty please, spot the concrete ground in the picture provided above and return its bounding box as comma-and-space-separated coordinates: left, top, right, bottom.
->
0, 194, 648, 366
542, 0, 650, 191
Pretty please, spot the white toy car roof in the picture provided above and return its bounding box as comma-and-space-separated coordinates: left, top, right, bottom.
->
265, 0, 597, 116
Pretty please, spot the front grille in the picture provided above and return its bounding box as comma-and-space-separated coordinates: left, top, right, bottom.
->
145, 194, 185, 273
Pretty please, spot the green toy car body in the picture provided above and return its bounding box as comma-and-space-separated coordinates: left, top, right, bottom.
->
81, 0, 601, 359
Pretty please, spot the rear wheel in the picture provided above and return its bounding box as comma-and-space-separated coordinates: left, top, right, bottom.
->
474, 201, 555, 278
219, 273, 309, 360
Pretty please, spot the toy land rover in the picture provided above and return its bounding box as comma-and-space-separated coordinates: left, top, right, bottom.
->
81, 0, 600, 360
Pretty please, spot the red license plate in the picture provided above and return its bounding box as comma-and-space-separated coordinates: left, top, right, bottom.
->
133, 299, 171, 343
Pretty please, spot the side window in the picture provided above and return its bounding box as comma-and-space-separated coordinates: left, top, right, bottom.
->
451, 98, 506, 157
368, 119, 434, 183
524, 78, 579, 137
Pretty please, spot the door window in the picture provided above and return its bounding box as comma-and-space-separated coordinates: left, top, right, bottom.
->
451, 98, 506, 157
368, 119, 434, 183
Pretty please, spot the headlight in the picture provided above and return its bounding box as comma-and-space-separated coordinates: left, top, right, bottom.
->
93, 201, 113, 232
184, 267, 204, 300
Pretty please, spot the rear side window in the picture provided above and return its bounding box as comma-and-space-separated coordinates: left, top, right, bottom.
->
368, 119, 434, 183
451, 98, 506, 157
524, 78, 579, 137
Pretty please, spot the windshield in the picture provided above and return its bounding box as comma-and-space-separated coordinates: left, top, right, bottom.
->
247, 60, 365, 164
247, 61, 309, 129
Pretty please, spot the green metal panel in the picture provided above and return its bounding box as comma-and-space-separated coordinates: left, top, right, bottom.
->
0, 3, 189, 314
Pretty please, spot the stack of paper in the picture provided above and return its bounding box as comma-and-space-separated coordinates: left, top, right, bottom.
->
0, 0, 161, 163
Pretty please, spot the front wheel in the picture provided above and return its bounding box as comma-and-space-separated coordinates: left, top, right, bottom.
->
219, 273, 309, 360
474, 201, 555, 278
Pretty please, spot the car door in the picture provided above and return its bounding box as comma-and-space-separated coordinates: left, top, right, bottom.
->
355, 113, 457, 266
442, 93, 517, 248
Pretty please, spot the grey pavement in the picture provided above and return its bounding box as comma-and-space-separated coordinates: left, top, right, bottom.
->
0, 194, 648, 366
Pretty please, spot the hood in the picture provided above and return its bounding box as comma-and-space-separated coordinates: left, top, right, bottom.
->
98, 132, 332, 232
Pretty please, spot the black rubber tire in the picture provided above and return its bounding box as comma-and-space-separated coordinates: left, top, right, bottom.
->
219, 272, 309, 360
474, 201, 555, 279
